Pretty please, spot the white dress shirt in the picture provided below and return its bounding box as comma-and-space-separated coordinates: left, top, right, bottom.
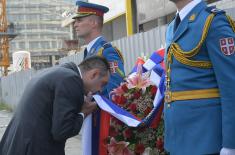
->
86, 36, 102, 53
177, 0, 201, 21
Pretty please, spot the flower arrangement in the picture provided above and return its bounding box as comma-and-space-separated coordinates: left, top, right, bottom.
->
107, 63, 166, 155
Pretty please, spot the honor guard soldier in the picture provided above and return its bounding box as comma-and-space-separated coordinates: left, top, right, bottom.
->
73, 1, 125, 155
164, 0, 235, 154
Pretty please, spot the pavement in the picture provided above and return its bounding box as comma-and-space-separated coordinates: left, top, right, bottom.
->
0, 110, 82, 155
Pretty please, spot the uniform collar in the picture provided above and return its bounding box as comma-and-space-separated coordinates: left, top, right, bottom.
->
173, 0, 206, 41
177, 0, 202, 21
86, 36, 102, 52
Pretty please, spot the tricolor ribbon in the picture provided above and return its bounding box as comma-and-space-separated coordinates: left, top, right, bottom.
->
82, 48, 165, 155
93, 65, 165, 127
129, 48, 165, 78
143, 48, 164, 71
129, 57, 147, 78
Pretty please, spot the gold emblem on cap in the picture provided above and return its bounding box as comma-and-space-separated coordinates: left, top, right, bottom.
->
189, 14, 196, 21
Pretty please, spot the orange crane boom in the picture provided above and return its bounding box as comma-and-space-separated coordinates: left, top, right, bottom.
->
0, 0, 10, 76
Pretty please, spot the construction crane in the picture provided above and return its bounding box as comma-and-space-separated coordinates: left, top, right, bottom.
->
0, 0, 9, 76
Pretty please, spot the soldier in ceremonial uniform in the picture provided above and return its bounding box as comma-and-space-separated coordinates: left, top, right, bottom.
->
164, 0, 235, 154
73, 1, 125, 102
73, 1, 125, 155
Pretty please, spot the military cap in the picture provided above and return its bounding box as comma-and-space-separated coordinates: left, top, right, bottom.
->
72, 1, 109, 19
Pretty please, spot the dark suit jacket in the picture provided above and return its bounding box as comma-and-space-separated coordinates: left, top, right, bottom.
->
0, 62, 84, 155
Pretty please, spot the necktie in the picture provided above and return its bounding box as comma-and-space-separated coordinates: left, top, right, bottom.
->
174, 13, 181, 32
83, 48, 88, 60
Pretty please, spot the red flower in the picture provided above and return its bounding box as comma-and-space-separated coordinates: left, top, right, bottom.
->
156, 138, 164, 152
150, 86, 157, 96
103, 137, 109, 145
112, 95, 120, 104
114, 118, 123, 126
137, 127, 146, 132
135, 143, 145, 154
109, 126, 119, 137
121, 84, 129, 92
129, 103, 137, 112
110, 116, 116, 122
120, 96, 127, 105
123, 128, 132, 139
108, 138, 134, 155
111, 117, 123, 126
144, 107, 152, 115
113, 95, 127, 105
133, 91, 141, 99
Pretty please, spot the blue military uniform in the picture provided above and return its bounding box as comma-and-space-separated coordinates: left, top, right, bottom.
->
84, 36, 125, 97
164, 1, 235, 155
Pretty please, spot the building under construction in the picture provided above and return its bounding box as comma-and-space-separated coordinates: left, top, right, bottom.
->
6, 0, 76, 70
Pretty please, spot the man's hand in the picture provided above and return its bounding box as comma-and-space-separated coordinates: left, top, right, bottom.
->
81, 92, 97, 118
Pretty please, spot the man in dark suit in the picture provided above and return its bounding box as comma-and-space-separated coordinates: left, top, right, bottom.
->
0, 56, 110, 155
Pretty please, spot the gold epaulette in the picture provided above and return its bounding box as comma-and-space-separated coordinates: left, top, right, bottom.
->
97, 45, 124, 63
226, 15, 235, 32
113, 46, 124, 63
97, 45, 125, 77
168, 13, 235, 69
168, 14, 215, 69
97, 47, 104, 56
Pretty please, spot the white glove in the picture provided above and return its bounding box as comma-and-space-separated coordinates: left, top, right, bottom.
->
220, 148, 235, 155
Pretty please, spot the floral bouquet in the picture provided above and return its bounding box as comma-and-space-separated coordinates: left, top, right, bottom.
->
106, 61, 166, 155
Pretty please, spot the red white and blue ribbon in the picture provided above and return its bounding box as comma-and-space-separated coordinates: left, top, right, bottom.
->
143, 48, 164, 71
129, 48, 164, 78
93, 65, 165, 127
82, 48, 165, 155
129, 57, 147, 78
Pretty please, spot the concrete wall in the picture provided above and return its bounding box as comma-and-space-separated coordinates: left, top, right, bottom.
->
1, 69, 36, 109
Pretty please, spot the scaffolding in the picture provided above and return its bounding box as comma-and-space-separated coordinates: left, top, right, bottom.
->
6, 0, 75, 70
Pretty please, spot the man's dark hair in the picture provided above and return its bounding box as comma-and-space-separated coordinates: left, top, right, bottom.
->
78, 56, 110, 76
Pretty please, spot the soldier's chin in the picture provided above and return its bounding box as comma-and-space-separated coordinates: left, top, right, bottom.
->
76, 34, 84, 38
76, 33, 86, 38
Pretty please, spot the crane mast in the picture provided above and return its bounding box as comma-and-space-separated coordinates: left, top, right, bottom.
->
0, 0, 9, 76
